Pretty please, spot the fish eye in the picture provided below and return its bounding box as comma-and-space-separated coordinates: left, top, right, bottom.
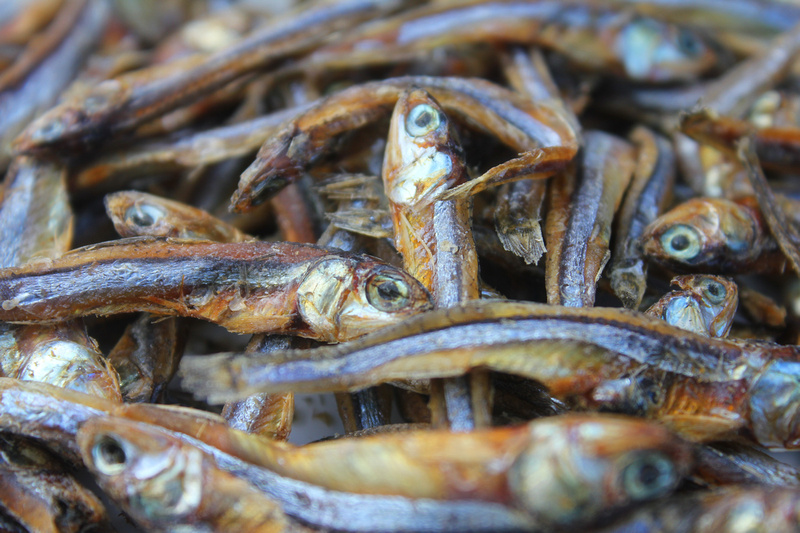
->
92, 435, 128, 475
620, 452, 676, 501
366, 271, 411, 312
405, 103, 442, 137
676, 29, 703, 57
700, 278, 727, 304
125, 204, 163, 227
660, 225, 702, 261
84, 94, 108, 113
32, 120, 64, 142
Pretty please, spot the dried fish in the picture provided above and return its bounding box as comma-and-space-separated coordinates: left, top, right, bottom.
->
233, 76, 577, 210
0, 238, 432, 341
609, 127, 676, 309
14, 0, 409, 154
180, 300, 800, 447
641, 196, 786, 273
79, 417, 302, 533
645, 275, 738, 337
307, 0, 719, 82
545, 130, 636, 307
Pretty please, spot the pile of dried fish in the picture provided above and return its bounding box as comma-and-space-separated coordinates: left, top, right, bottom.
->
5, 0, 800, 531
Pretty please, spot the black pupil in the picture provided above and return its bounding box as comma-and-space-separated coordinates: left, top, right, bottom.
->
678, 31, 699, 55
130, 208, 154, 226
99, 439, 126, 466
415, 110, 433, 129
636, 462, 662, 487
707, 283, 723, 298
377, 280, 402, 301
670, 234, 690, 251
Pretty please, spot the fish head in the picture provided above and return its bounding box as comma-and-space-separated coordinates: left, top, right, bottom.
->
509, 415, 689, 527
14, 80, 128, 153
78, 417, 203, 522
382, 88, 465, 208
641, 198, 760, 272
617, 18, 716, 82
672, 275, 738, 337
105, 191, 170, 238
749, 360, 800, 449
297, 257, 432, 342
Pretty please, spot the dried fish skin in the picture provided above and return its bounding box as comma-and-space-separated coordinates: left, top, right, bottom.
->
0, 238, 432, 341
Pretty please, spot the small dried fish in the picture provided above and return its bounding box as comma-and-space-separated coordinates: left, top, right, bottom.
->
0, 238, 432, 341
641, 196, 785, 273
545, 130, 636, 307
233, 76, 577, 210
645, 275, 738, 337
609, 127, 676, 309
595, 486, 800, 533
105, 190, 251, 242
14, 0, 409, 154
180, 300, 800, 447
308, 0, 719, 82
79, 417, 302, 533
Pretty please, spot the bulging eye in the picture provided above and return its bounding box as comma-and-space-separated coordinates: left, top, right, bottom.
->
125, 204, 163, 227
92, 435, 128, 476
676, 29, 703, 57
700, 278, 727, 304
366, 270, 411, 312
660, 224, 702, 262
621, 451, 677, 501
405, 103, 442, 137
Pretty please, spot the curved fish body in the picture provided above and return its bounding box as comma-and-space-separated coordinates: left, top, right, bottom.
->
0, 379, 685, 532
0, 0, 107, 168
74, 105, 305, 191
681, 108, 800, 174
233, 76, 577, 211
308, 0, 718, 82
107, 313, 184, 404
180, 300, 800, 448
0, 238, 432, 341
641, 196, 784, 273
645, 275, 738, 337
80, 412, 688, 532
78, 417, 300, 533
13, 0, 407, 155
